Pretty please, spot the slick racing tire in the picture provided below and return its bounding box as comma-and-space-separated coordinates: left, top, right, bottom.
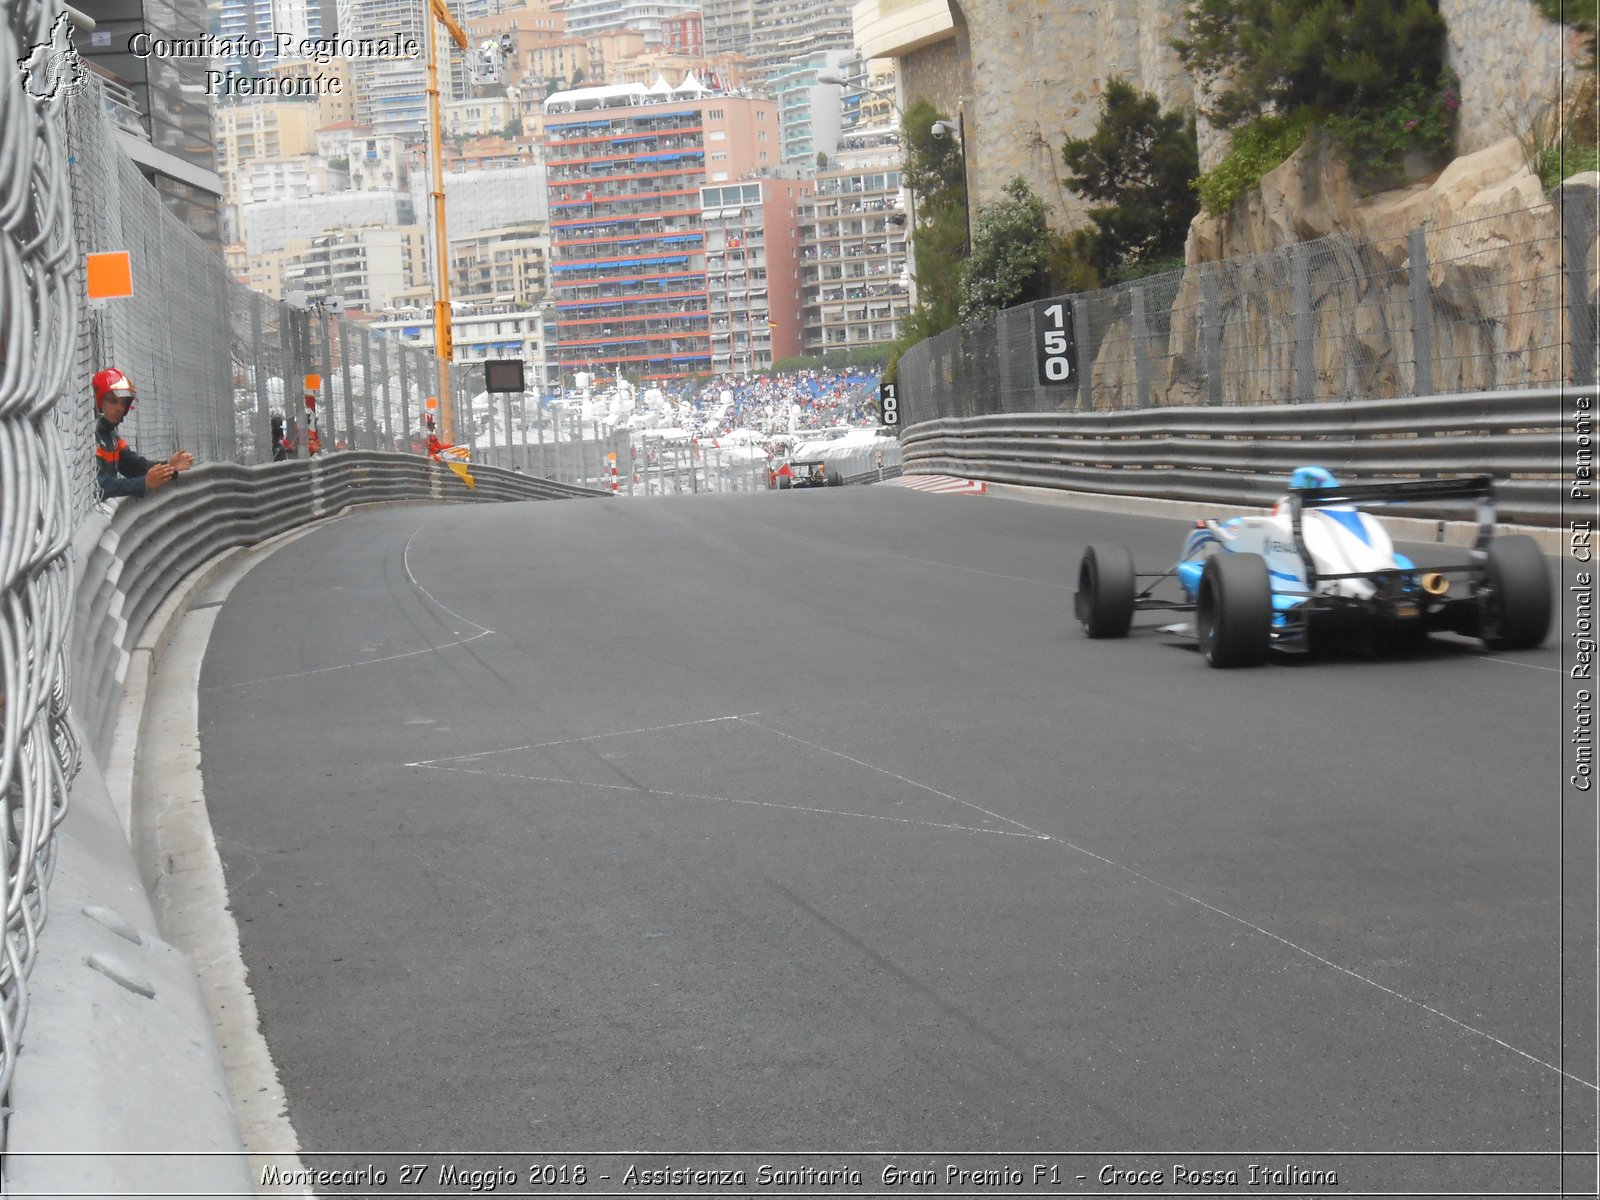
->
1478, 534, 1552, 650
1075, 544, 1136, 639
777, 475, 792, 490
1197, 552, 1271, 668
827, 470, 844, 487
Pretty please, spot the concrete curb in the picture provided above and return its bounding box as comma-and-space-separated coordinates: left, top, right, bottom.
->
978, 480, 1566, 556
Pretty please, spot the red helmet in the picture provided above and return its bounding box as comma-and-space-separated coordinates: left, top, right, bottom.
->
91, 368, 136, 412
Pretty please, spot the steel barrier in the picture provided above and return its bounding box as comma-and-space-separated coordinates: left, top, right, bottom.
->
899, 385, 1585, 525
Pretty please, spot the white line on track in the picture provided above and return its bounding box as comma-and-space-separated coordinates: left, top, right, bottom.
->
733, 717, 1598, 1094
206, 523, 498, 691
202, 629, 494, 691
416, 762, 1051, 840
403, 523, 493, 634
400, 708, 1593, 1094
406, 712, 762, 766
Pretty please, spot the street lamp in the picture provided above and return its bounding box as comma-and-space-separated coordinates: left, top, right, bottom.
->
816, 67, 918, 305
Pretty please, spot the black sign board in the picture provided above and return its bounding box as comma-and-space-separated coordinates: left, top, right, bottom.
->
484, 358, 526, 393
1033, 300, 1077, 387
878, 381, 900, 428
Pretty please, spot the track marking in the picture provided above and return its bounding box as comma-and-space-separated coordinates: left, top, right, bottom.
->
414, 762, 1051, 841
206, 523, 497, 691
407, 712, 762, 767
202, 630, 494, 691
733, 717, 1598, 1094
402, 523, 492, 634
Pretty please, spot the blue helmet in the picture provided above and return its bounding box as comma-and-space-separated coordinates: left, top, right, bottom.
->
1288, 465, 1339, 490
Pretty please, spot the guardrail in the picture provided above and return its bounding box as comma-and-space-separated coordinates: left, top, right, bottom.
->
72, 453, 605, 763
899, 386, 1581, 525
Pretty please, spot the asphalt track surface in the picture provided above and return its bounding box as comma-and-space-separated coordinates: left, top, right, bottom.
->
197, 486, 1594, 1191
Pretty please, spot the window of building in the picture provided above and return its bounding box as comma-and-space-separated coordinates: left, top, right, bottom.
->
707, 109, 724, 120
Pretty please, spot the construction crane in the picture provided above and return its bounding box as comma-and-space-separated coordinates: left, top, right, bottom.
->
426, 0, 468, 442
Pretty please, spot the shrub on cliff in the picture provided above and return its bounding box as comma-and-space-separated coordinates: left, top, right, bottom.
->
1060, 78, 1200, 281
1177, 0, 1458, 207
957, 177, 1055, 324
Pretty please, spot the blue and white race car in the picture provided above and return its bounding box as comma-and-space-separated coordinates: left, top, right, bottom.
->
1073, 468, 1552, 667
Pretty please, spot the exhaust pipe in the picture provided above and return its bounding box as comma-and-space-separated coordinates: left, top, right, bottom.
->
1420, 572, 1450, 597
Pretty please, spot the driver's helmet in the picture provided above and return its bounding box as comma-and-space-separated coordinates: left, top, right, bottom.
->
1287, 465, 1339, 490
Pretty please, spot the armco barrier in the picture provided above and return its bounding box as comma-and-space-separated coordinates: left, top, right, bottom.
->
899, 386, 1581, 526
4, 453, 601, 1191
71, 454, 605, 765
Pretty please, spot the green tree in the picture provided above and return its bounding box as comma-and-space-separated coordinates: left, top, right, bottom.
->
897, 99, 969, 342
957, 176, 1054, 324
1061, 78, 1199, 282
1173, 0, 1449, 129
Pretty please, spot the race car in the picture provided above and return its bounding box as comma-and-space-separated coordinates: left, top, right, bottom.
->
773, 459, 842, 489
1073, 468, 1552, 667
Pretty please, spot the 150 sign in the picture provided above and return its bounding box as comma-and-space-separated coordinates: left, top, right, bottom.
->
1034, 300, 1077, 386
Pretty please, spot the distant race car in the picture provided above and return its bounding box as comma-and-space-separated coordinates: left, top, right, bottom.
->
1073, 468, 1552, 667
773, 459, 842, 490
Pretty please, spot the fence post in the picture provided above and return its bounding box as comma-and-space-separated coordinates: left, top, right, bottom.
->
337, 319, 353, 449
1132, 285, 1151, 409
319, 310, 333, 445
1075, 298, 1094, 413
1408, 227, 1434, 397
251, 294, 270, 461
1560, 183, 1598, 386
1201, 266, 1223, 407
1291, 244, 1314, 403
399, 348, 414, 449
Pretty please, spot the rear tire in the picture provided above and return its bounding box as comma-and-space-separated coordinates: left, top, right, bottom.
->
1075, 544, 1136, 639
1197, 552, 1272, 668
1479, 534, 1552, 650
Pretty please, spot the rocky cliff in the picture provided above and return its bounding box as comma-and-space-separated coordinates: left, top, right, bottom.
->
1078, 136, 1597, 409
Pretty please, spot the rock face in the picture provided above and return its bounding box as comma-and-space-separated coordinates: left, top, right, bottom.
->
1079, 136, 1595, 409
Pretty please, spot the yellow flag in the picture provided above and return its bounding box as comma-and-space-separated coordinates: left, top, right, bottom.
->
445, 459, 476, 489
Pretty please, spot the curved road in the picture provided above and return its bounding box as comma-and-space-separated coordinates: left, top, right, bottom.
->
196, 486, 1592, 1191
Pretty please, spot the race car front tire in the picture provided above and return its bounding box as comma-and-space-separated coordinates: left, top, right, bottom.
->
1478, 534, 1552, 650
1075, 544, 1136, 638
1197, 552, 1271, 668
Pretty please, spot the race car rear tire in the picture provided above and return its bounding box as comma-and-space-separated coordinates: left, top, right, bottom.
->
1479, 534, 1552, 650
1197, 552, 1271, 668
776, 475, 791, 490
827, 470, 844, 487
1075, 544, 1136, 638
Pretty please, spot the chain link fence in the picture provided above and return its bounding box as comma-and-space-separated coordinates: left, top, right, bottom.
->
900, 187, 1599, 423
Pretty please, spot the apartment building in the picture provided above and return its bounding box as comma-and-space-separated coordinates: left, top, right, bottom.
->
371, 303, 549, 372
280, 224, 428, 310
450, 224, 550, 308
702, 177, 812, 374
542, 83, 780, 381
798, 130, 909, 355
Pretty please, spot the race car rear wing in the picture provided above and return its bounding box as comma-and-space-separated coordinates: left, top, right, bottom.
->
1288, 475, 1497, 561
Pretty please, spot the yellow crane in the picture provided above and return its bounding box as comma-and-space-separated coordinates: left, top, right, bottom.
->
426, 0, 468, 442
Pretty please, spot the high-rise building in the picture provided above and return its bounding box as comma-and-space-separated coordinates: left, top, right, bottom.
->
799, 119, 909, 356
334, 0, 429, 136
210, 0, 332, 73
541, 82, 783, 381
745, 0, 853, 82
77, 0, 225, 252
765, 48, 852, 167
557, 0, 702, 47
701, 176, 813, 374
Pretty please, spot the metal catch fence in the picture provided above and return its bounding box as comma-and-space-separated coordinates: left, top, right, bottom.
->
899, 187, 1598, 423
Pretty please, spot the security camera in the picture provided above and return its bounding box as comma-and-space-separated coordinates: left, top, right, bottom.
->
931, 119, 957, 140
